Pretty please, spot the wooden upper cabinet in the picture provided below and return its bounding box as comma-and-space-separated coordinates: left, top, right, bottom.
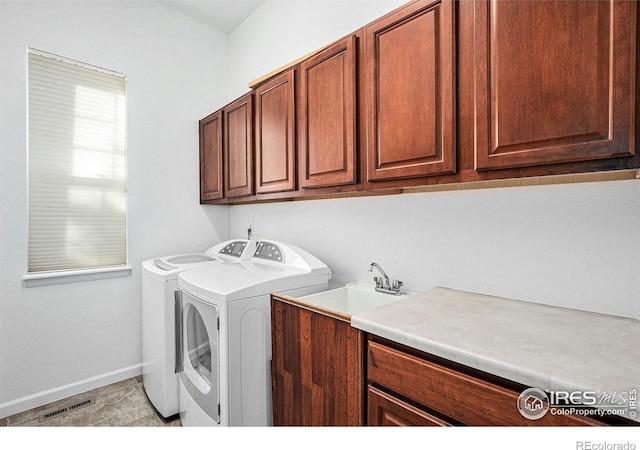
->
365, 0, 456, 182
199, 111, 223, 202
255, 70, 296, 194
474, 0, 637, 171
224, 93, 254, 198
299, 36, 357, 188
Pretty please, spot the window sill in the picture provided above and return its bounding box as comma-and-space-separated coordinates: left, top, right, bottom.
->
23, 266, 132, 288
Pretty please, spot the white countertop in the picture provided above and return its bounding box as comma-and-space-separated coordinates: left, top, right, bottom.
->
351, 287, 640, 423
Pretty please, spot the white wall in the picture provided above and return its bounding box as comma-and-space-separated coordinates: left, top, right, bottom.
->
228, 0, 407, 100
231, 181, 640, 318
0, 0, 230, 416
228, 1, 640, 320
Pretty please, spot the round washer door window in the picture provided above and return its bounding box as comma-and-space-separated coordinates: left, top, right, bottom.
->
180, 294, 220, 424
185, 304, 215, 390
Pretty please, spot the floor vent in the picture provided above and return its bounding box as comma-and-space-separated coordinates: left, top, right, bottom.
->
39, 397, 94, 422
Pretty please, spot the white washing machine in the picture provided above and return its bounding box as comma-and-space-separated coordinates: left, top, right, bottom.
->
177, 240, 331, 427
141, 239, 256, 419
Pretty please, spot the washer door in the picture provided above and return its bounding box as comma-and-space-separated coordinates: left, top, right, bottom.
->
180, 290, 220, 423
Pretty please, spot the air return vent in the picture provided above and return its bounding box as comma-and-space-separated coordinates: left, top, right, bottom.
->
39, 397, 94, 422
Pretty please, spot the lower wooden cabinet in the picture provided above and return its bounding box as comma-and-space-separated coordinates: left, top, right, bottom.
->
366, 337, 605, 426
269, 297, 627, 427
368, 385, 451, 426
270, 294, 363, 426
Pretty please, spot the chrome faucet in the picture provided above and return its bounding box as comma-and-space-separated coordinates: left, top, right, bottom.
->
368, 262, 403, 295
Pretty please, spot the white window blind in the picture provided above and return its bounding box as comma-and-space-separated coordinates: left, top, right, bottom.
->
28, 50, 127, 274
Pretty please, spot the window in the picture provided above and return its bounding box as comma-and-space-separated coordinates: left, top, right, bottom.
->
26, 49, 128, 284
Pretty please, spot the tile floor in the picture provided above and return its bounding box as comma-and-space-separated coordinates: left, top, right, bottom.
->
1, 376, 181, 427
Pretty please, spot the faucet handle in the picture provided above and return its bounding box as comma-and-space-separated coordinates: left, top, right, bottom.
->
373, 276, 383, 288
392, 280, 403, 291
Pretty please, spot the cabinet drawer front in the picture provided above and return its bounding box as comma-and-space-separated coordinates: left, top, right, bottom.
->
367, 341, 598, 426
368, 386, 451, 426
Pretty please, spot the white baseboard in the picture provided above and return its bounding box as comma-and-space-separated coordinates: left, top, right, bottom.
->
0, 363, 142, 420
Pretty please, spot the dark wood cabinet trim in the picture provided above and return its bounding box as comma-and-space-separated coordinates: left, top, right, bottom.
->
269, 292, 352, 323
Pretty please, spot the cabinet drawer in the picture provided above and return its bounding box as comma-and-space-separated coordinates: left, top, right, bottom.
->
367, 341, 599, 426
368, 386, 451, 426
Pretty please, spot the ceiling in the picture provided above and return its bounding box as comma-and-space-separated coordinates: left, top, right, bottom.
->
157, 0, 266, 34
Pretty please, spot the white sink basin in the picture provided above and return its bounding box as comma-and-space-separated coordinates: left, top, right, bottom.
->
298, 282, 413, 318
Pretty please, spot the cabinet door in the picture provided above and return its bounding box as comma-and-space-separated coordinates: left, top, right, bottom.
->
474, 0, 637, 170
365, 0, 456, 182
271, 297, 363, 426
368, 340, 601, 426
368, 386, 450, 426
224, 93, 254, 198
255, 70, 296, 193
199, 111, 223, 202
299, 36, 357, 188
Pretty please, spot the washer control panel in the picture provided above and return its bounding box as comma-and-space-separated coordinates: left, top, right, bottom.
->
218, 241, 248, 258
253, 242, 283, 262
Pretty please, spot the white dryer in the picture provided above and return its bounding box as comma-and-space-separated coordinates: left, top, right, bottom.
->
177, 240, 331, 427
141, 239, 256, 419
